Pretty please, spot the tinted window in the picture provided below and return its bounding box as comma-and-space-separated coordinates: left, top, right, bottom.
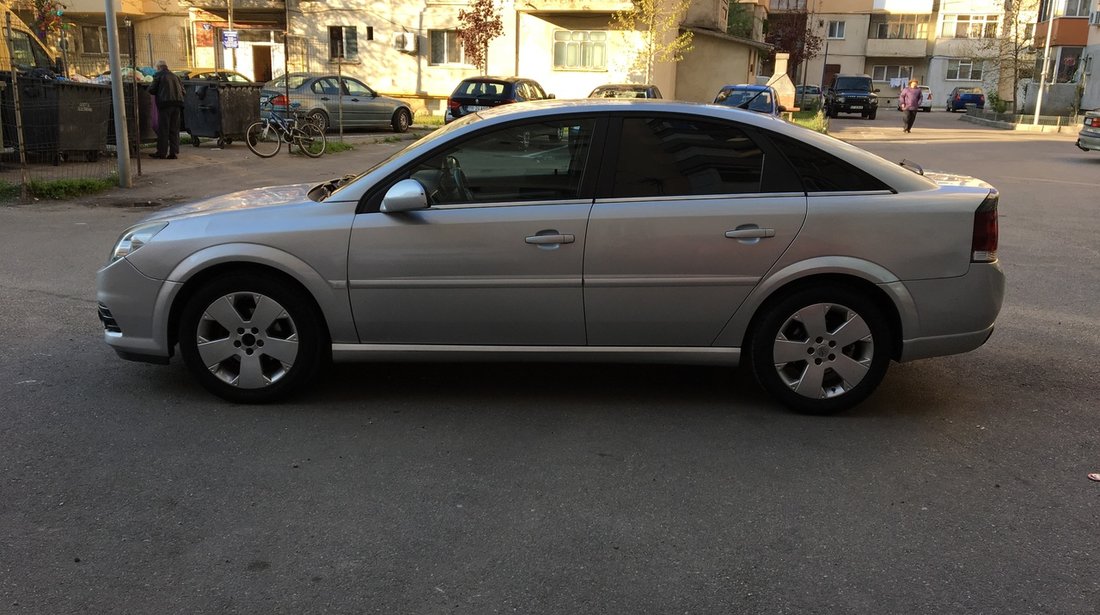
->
404, 118, 595, 205
612, 117, 765, 197
453, 80, 508, 99
714, 88, 775, 113
312, 78, 340, 95
834, 77, 872, 91
343, 78, 371, 97
768, 133, 891, 193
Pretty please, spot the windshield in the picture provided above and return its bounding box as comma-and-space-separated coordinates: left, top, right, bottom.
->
834, 77, 872, 91
714, 89, 773, 112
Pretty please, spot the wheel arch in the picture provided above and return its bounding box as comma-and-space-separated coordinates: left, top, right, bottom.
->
716, 258, 919, 361
158, 246, 351, 355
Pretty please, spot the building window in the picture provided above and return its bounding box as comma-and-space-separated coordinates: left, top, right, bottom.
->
769, 0, 807, 9
553, 30, 607, 70
429, 30, 466, 65
871, 65, 914, 82
328, 25, 358, 60
81, 25, 107, 54
871, 14, 929, 39
940, 15, 998, 39
827, 21, 845, 39
946, 59, 985, 80
1062, 0, 1090, 17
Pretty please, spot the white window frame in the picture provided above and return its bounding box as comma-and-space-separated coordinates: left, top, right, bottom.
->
827, 20, 846, 39
946, 58, 985, 80
328, 25, 358, 61
428, 29, 468, 65
871, 65, 914, 82
81, 25, 107, 55
1063, 0, 1090, 17
552, 30, 607, 71
940, 14, 999, 39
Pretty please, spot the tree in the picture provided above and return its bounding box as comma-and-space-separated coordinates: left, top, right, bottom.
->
764, 11, 823, 78
28, 0, 65, 40
992, 0, 1040, 114
458, 0, 504, 74
727, 1, 757, 40
612, 0, 694, 84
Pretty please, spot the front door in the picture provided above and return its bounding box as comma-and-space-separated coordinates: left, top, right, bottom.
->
343, 78, 385, 126
583, 114, 807, 347
347, 116, 602, 345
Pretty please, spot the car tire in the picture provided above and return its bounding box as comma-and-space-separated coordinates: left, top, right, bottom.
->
178, 272, 328, 404
307, 110, 329, 133
867, 110, 877, 120
391, 108, 411, 133
921, 107, 930, 113
749, 284, 893, 414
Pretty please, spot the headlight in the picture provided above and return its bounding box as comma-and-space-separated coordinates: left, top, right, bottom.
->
837, 96, 846, 103
109, 222, 168, 264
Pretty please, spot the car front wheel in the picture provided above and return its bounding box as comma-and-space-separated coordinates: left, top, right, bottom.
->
391, 108, 411, 133
178, 272, 327, 403
749, 285, 893, 414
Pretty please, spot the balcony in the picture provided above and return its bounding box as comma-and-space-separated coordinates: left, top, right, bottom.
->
181, 0, 286, 9
872, 0, 932, 12
865, 38, 929, 57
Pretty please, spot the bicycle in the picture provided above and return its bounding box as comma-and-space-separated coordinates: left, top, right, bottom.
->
246, 102, 327, 158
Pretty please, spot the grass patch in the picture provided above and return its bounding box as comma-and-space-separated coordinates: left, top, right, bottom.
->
788, 110, 829, 134
413, 114, 445, 127
0, 181, 21, 200
26, 175, 119, 200
324, 140, 354, 154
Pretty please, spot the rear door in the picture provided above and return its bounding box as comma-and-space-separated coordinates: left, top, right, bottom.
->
583, 114, 807, 347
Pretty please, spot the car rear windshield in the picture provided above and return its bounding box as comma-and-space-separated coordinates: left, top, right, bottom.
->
834, 77, 872, 91
269, 75, 309, 90
453, 80, 511, 99
958, 88, 983, 94
593, 88, 648, 98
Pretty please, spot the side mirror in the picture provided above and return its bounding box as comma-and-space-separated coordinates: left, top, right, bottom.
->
873, 88, 881, 93
777, 105, 787, 113
381, 179, 428, 213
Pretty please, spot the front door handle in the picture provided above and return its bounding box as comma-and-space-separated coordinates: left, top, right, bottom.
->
725, 226, 776, 239
525, 233, 575, 245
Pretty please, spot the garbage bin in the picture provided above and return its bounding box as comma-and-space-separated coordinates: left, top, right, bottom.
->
107, 82, 156, 148
183, 81, 262, 147
0, 76, 111, 164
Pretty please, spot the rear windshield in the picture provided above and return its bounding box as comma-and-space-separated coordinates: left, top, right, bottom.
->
592, 87, 648, 99
268, 75, 309, 90
453, 80, 511, 99
834, 77, 872, 91
958, 88, 983, 94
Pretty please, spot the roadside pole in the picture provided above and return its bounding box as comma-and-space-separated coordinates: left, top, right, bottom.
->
4, 14, 30, 200
104, 0, 133, 187
1033, 1, 1055, 125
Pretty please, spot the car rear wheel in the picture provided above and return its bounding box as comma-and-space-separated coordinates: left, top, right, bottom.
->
749, 284, 893, 414
391, 108, 411, 133
307, 110, 329, 132
178, 272, 327, 403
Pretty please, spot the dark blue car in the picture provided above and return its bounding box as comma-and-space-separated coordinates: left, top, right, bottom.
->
945, 87, 985, 112
713, 84, 783, 116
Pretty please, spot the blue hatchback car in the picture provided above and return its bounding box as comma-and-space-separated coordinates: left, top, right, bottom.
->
945, 87, 985, 112
713, 84, 783, 116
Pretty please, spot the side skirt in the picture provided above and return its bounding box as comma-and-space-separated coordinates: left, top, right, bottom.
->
331, 344, 741, 366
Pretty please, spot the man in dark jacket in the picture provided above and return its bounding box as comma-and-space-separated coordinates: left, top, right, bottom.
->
148, 59, 184, 158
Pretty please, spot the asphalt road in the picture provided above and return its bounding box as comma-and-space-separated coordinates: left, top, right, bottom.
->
1, 110, 1098, 614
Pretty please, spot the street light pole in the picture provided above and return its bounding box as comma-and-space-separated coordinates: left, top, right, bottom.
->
1033, 0, 1056, 124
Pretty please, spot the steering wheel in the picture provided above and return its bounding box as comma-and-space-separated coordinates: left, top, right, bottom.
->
440, 155, 473, 202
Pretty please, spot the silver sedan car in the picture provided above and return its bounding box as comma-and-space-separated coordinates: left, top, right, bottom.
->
97, 100, 1004, 414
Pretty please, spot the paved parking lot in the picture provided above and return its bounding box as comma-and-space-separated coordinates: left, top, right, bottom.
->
1, 110, 1098, 614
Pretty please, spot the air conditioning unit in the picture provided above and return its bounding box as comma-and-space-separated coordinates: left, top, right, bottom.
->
392, 32, 418, 53
1090, 11, 1100, 26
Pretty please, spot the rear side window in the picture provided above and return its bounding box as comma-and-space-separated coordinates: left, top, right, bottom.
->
768, 133, 891, 193
454, 80, 509, 99
611, 117, 766, 198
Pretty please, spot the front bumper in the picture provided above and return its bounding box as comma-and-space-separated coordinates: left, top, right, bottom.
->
96, 257, 180, 364
898, 261, 1005, 362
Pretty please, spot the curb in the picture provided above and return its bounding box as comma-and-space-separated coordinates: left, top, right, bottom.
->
959, 114, 1074, 133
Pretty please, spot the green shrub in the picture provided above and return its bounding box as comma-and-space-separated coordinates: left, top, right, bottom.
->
414, 114, 445, 127
26, 176, 118, 200
788, 109, 829, 134
987, 92, 1009, 114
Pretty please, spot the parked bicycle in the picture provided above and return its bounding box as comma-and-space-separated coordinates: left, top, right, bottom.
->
246, 102, 327, 158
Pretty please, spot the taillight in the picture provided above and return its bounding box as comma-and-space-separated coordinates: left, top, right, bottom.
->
955, 94, 961, 101
1087, 117, 1100, 128
971, 190, 999, 263
271, 95, 288, 107
979, 95, 985, 102
447, 98, 460, 110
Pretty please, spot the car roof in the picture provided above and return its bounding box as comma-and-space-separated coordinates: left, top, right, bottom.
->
593, 83, 654, 90
719, 84, 771, 91
461, 76, 529, 83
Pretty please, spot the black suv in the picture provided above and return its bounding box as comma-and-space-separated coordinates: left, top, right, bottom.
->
445, 76, 555, 123
823, 74, 879, 120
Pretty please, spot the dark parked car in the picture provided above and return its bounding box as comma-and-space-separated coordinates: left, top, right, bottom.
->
713, 84, 783, 116
445, 76, 554, 123
589, 83, 662, 99
945, 87, 985, 112
178, 68, 253, 83
823, 74, 879, 119
261, 73, 412, 133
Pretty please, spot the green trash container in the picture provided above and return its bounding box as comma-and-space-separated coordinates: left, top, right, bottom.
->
183, 81, 261, 147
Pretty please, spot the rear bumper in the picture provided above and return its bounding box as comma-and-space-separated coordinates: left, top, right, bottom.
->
898, 261, 1005, 362
1076, 128, 1100, 151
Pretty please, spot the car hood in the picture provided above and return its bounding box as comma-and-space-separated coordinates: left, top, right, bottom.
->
142, 183, 315, 223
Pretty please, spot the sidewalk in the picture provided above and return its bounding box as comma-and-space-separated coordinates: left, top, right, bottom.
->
77, 128, 432, 208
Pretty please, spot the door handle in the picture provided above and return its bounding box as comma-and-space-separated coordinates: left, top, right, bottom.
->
525, 233, 575, 245
320, 97, 329, 101
350, 98, 360, 102
725, 227, 775, 239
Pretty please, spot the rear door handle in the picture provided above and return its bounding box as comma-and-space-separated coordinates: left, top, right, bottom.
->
725, 227, 775, 239
525, 233, 575, 245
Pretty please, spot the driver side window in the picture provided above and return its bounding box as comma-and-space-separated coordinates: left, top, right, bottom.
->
405, 118, 596, 206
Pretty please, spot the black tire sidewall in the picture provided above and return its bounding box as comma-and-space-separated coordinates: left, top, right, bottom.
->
749, 285, 893, 414
392, 109, 410, 133
178, 273, 326, 404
